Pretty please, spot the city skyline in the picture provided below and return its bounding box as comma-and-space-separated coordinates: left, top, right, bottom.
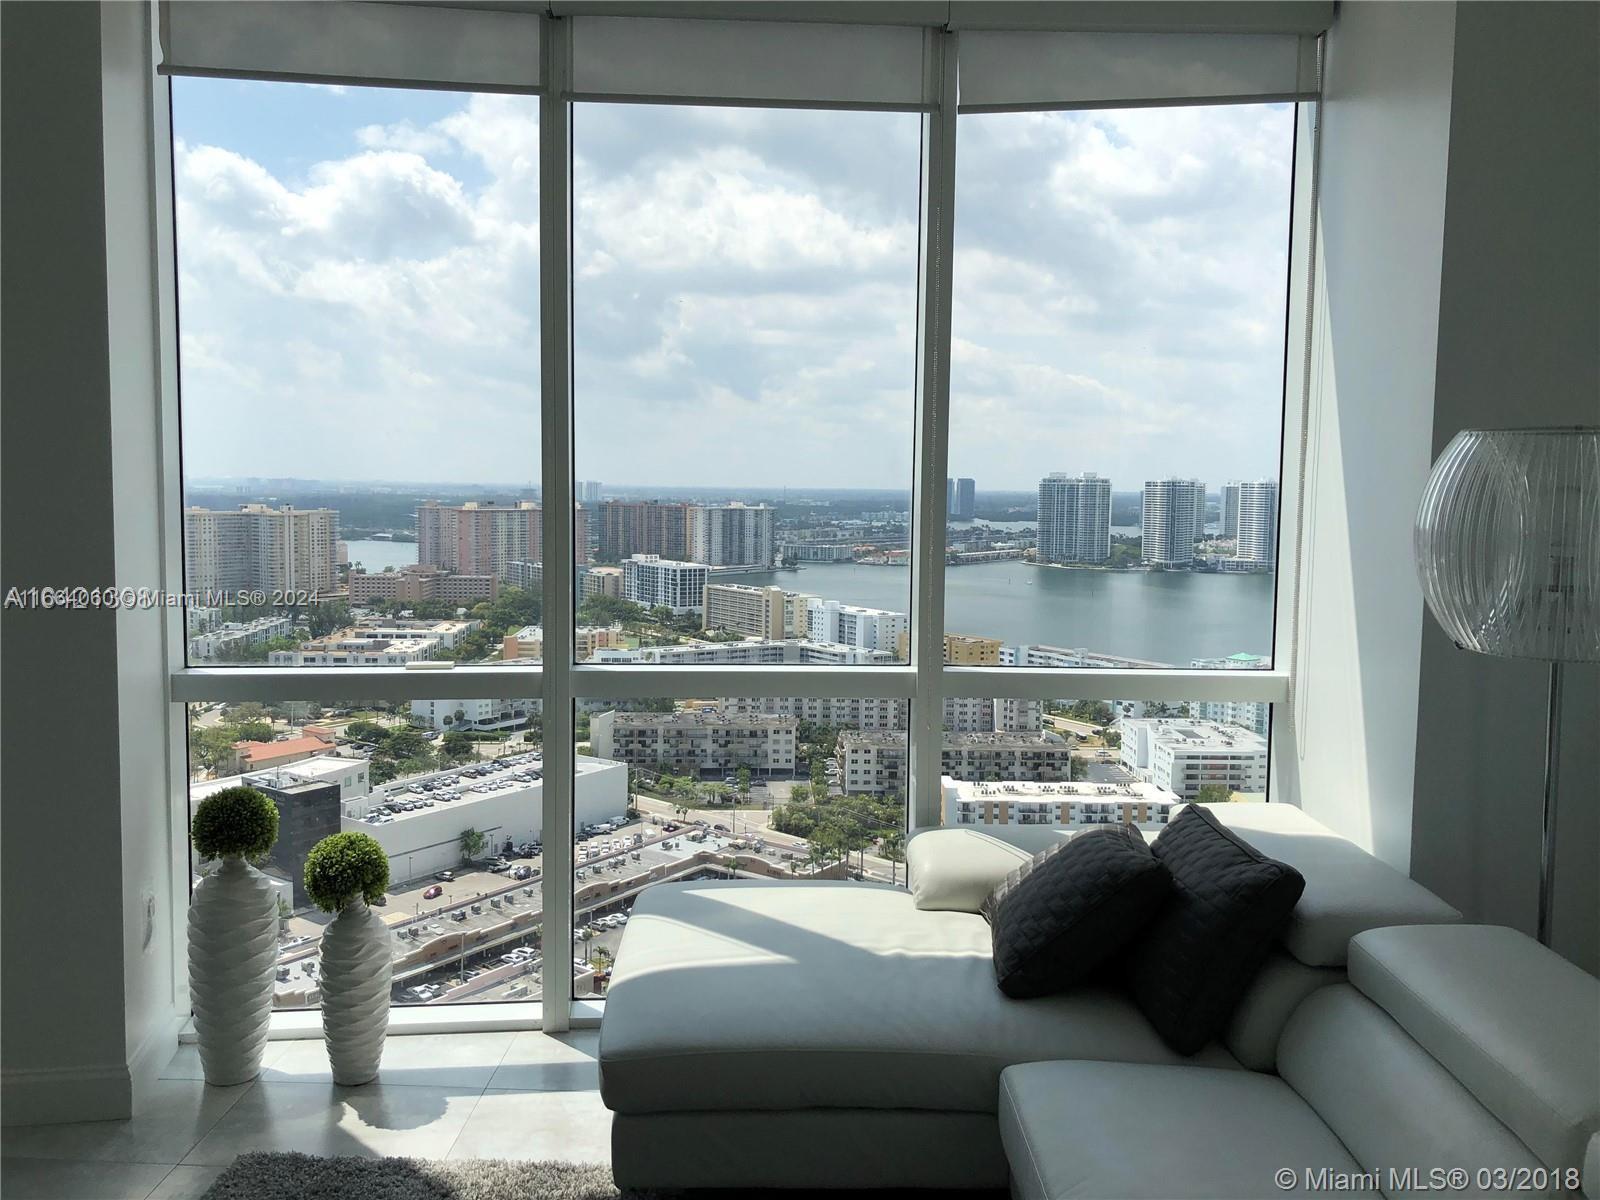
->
172, 81, 1293, 490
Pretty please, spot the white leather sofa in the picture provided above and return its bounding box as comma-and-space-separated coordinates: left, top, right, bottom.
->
1001, 924, 1600, 1199
597, 805, 1594, 1194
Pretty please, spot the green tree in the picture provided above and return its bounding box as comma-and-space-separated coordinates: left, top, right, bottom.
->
440, 731, 475, 763
736, 765, 751, 795
810, 758, 829, 798
1194, 784, 1232, 804
459, 827, 487, 862
233, 721, 274, 744
385, 727, 431, 760
881, 830, 907, 886
345, 720, 390, 746
305, 602, 351, 639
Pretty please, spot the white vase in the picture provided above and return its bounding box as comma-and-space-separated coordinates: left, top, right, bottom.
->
319, 897, 391, 1086
188, 856, 279, 1086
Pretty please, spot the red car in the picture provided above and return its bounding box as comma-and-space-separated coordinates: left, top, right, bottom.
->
423, 885, 443, 900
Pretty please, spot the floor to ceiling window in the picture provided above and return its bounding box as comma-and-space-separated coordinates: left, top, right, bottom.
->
162, 9, 1313, 1021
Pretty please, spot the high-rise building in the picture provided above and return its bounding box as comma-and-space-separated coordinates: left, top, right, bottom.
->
576, 480, 604, 503
1193, 484, 1208, 539
1036, 473, 1112, 564
622, 555, 708, 615
1221, 481, 1244, 541
184, 505, 339, 594
703, 583, 787, 640
806, 598, 908, 653
597, 500, 691, 562
590, 710, 797, 777
1140, 478, 1204, 566
1119, 718, 1268, 800
945, 477, 976, 520
347, 564, 498, 606
688, 503, 774, 567
416, 500, 589, 580
1236, 479, 1279, 565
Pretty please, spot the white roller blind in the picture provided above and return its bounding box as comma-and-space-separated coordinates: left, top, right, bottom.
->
569, 15, 935, 109
157, 1, 542, 92
958, 30, 1319, 112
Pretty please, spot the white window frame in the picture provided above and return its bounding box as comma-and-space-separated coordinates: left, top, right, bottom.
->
154, 14, 1309, 1034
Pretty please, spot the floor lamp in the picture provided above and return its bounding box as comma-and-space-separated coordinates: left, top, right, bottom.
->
1414, 426, 1599, 946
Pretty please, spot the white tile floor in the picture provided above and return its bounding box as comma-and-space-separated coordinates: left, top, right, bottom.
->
0, 1030, 609, 1200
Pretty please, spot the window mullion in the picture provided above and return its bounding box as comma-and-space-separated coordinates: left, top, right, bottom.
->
537, 12, 575, 1033
908, 29, 957, 833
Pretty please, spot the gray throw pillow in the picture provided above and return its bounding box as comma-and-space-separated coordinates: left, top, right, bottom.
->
984, 824, 1172, 999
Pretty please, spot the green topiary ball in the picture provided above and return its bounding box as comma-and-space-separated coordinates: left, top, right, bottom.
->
303, 831, 391, 913
192, 786, 279, 862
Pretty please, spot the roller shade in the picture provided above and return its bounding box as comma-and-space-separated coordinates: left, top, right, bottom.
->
157, 1, 542, 92
957, 30, 1320, 112
569, 15, 936, 109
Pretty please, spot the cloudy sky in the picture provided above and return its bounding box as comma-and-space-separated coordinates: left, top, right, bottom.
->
174, 79, 1293, 495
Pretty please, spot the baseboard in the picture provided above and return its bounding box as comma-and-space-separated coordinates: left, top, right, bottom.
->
0, 1063, 133, 1127
128, 1007, 187, 1098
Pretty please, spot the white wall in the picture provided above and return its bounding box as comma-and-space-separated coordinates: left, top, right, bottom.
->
1279, 0, 1458, 870
1409, 1, 1600, 973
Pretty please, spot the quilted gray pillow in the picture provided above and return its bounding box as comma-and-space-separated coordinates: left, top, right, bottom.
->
1126, 804, 1306, 1054
984, 824, 1173, 999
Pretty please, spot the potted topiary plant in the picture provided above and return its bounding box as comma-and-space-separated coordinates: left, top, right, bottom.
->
304, 831, 392, 1085
188, 785, 281, 1085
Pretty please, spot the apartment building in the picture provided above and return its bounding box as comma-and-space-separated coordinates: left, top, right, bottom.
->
589, 710, 797, 777
186, 614, 294, 661
1120, 718, 1269, 800
941, 777, 1180, 832
1140, 478, 1204, 566
689, 503, 774, 567
347, 564, 498, 607
598, 500, 691, 562
806, 598, 907, 653
1235, 479, 1280, 566
1036, 472, 1111, 564
1221, 481, 1243, 540
416, 500, 590, 579
946, 477, 976, 519
410, 696, 538, 733
1188, 653, 1271, 736
608, 639, 894, 666
579, 564, 623, 601
269, 636, 438, 666
720, 694, 1038, 734
622, 555, 708, 615
184, 504, 338, 594
838, 730, 1075, 794
501, 624, 626, 662
703, 582, 786, 639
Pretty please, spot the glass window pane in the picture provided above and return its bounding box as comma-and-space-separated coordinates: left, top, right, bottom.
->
171, 79, 539, 666
570, 103, 922, 664
946, 104, 1294, 669
186, 699, 549, 1008
940, 696, 1271, 836
574, 696, 910, 996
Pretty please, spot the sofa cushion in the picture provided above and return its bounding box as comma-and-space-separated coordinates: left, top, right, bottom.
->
987, 824, 1171, 998
1279, 985, 1547, 1189
1223, 949, 1345, 1071
1127, 805, 1305, 1055
600, 879, 1239, 1117
1348, 924, 1600, 1174
907, 828, 1031, 913
999, 1060, 1361, 1199
1207, 804, 1461, 967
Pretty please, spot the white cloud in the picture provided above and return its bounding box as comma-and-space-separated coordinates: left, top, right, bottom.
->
175, 84, 1293, 491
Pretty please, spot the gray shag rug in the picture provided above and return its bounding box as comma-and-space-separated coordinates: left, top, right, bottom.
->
200, 1153, 651, 1199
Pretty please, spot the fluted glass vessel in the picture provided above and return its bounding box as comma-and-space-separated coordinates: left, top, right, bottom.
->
1415, 427, 1600, 663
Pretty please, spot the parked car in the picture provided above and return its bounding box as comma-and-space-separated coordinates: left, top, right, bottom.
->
434, 870, 455, 882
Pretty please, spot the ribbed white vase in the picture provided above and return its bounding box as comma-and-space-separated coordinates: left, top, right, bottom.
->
319, 898, 391, 1086
188, 856, 279, 1086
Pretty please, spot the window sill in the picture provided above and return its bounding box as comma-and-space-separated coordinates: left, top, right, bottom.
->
177, 999, 604, 1042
